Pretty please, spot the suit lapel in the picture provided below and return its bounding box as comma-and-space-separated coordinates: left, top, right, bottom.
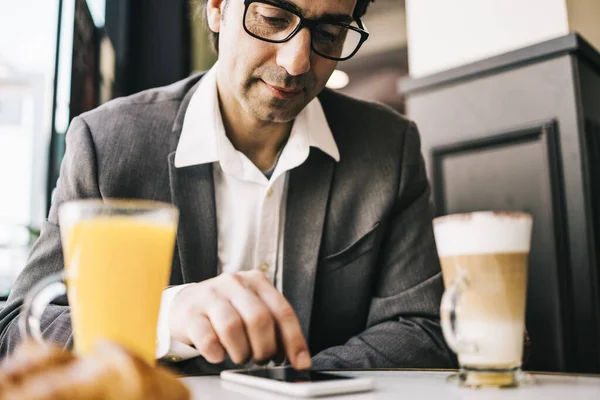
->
283, 150, 335, 342
168, 154, 218, 283
167, 73, 217, 284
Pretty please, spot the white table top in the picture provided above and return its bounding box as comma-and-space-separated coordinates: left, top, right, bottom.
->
181, 370, 600, 400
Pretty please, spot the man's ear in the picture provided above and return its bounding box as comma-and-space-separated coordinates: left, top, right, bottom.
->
206, 0, 226, 33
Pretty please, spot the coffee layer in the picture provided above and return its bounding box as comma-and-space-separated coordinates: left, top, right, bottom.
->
440, 252, 528, 318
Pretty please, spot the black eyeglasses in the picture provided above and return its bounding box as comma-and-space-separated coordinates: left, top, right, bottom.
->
242, 0, 370, 61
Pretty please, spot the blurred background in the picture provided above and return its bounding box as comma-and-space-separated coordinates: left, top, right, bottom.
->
0, 0, 599, 374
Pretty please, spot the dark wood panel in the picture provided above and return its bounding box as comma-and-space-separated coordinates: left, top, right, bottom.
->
586, 119, 600, 272
400, 33, 600, 95
584, 118, 600, 369
404, 33, 600, 374
431, 121, 574, 372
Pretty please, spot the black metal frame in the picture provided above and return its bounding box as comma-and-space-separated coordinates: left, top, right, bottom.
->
46, 0, 64, 213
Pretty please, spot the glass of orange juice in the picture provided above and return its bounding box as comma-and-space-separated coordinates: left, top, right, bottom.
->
19, 199, 178, 365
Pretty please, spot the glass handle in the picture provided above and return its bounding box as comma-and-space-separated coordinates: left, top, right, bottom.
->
440, 272, 477, 354
19, 272, 67, 344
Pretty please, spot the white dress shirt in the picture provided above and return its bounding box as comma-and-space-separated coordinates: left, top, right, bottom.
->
155, 64, 340, 360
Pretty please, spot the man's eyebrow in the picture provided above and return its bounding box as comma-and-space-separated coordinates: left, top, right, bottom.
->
269, 0, 354, 24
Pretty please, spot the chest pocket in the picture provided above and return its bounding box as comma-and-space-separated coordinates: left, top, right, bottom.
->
318, 222, 380, 275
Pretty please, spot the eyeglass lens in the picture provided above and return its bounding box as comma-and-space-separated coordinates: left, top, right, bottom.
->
245, 2, 364, 60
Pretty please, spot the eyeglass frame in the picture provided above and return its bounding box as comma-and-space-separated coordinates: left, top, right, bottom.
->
242, 0, 370, 61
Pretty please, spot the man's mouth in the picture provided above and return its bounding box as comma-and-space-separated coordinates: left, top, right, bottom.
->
262, 81, 303, 100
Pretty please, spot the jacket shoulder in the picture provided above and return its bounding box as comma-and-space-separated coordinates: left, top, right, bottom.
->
60, 74, 205, 192
77, 73, 204, 132
318, 88, 413, 137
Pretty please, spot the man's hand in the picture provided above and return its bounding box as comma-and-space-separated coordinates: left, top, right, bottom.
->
168, 270, 311, 370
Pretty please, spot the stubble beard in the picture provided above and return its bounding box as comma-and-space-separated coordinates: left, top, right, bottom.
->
241, 79, 308, 123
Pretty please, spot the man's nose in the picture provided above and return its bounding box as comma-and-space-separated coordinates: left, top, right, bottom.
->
276, 27, 311, 77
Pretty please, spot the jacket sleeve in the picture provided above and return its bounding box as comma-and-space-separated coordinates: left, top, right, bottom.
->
0, 117, 101, 357
312, 122, 457, 369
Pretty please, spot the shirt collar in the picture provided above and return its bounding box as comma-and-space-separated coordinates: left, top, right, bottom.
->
174, 63, 340, 169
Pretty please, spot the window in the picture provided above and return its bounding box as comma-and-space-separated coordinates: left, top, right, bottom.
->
0, 0, 60, 297
0, 0, 106, 298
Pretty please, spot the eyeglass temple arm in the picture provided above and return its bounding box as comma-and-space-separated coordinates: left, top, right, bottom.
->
357, 18, 369, 34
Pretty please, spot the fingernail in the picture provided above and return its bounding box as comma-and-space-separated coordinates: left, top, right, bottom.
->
296, 350, 312, 370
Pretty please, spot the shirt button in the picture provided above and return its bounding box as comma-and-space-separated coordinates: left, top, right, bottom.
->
258, 263, 270, 272
167, 355, 181, 362
266, 187, 273, 198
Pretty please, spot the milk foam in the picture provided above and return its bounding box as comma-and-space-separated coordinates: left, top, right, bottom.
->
433, 212, 532, 257
457, 320, 524, 367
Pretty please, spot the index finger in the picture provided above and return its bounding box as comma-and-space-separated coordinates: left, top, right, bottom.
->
241, 272, 312, 370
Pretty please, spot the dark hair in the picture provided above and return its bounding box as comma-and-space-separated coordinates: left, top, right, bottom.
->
195, 0, 375, 54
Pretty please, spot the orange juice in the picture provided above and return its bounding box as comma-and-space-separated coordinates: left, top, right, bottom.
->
63, 216, 176, 364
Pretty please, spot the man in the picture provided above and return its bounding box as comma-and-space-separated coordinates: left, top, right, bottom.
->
0, 0, 455, 373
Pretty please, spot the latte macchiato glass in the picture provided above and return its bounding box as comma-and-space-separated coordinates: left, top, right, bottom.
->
433, 211, 533, 387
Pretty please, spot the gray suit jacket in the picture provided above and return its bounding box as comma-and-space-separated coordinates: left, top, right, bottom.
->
0, 73, 455, 373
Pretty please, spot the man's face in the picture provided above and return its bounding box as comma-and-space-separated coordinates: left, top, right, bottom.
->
211, 0, 358, 123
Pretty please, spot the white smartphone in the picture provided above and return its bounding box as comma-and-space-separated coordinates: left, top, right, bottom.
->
220, 366, 375, 397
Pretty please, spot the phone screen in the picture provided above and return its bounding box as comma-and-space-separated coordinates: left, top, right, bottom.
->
235, 368, 353, 383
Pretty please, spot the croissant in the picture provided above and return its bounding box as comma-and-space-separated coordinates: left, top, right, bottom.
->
0, 340, 190, 400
